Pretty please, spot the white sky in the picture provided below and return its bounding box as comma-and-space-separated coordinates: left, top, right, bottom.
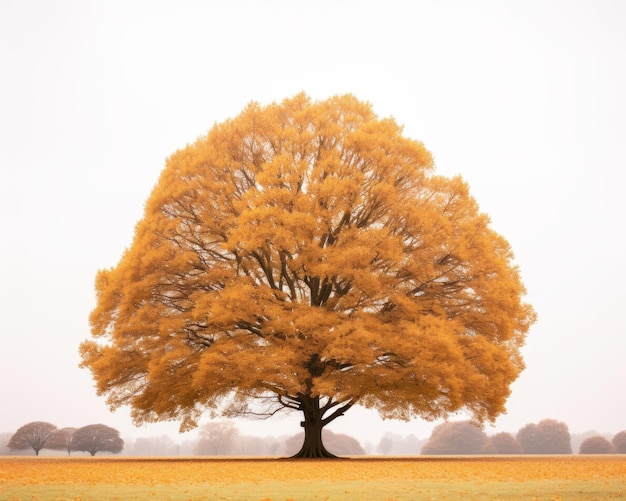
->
1, 0, 625, 447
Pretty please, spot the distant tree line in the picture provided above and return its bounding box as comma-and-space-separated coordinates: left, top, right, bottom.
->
417, 419, 626, 455
1, 420, 364, 457
4, 422, 123, 456
4, 419, 626, 456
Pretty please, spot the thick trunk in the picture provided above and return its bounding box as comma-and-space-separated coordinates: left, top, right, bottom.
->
289, 355, 354, 458
291, 396, 337, 458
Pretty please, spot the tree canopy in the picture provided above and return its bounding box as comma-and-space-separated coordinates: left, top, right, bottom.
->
487, 432, 523, 454
516, 419, 572, 454
71, 424, 124, 456
80, 93, 535, 457
7, 421, 57, 456
579, 436, 615, 454
46, 427, 78, 456
612, 431, 626, 453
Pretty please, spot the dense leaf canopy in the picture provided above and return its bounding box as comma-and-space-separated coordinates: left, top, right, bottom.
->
81, 93, 535, 436
612, 431, 626, 453
579, 436, 615, 454
516, 419, 572, 454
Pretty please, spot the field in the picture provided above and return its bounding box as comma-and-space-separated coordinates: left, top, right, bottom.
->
1, 455, 625, 500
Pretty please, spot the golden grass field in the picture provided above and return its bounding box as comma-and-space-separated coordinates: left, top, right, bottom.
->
1, 455, 625, 500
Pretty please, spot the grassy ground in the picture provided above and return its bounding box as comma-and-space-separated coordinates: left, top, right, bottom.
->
1, 455, 624, 500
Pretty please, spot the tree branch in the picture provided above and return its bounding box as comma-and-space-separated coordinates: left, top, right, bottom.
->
322, 400, 355, 426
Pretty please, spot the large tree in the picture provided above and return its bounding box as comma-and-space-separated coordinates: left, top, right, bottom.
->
80, 93, 535, 458
7, 421, 57, 456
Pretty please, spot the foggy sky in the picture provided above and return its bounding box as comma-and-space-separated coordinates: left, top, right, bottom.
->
1, 0, 625, 446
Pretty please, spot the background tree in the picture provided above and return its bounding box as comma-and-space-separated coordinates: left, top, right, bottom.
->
80, 93, 536, 458
236, 434, 275, 455
376, 434, 394, 455
579, 436, 615, 454
396, 433, 427, 455
7, 421, 57, 456
129, 435, 180, 456
516, 419, 572, 454
193, 421, 241, 456
376, 432, 425, 455
421, 421, 488, 455
570, 430, 612, 454
516, 423, 541, 454
72, 424, 123, 456
612, 431, 626, 453
46, 427, 77, 456
538, 419, 572, 454
486, 432, 523, 454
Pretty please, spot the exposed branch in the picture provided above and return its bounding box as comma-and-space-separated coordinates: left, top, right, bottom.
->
235, 320, 264, 338
322, 400, 355, 426
280, 251, 297, 299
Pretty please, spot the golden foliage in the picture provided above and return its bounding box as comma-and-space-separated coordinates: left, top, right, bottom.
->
81, 93, 535, 431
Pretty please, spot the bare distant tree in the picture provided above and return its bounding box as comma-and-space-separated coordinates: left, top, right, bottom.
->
72, 424, 124, 456
612, 431, 626, 453
579, 436, 616, 454
516, 423, 543, 453
8, 422, 57, 456
46, 428, 78, 456
193, 421, 241, 456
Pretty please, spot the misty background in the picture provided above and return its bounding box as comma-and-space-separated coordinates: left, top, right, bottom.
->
1, 0, 625, 451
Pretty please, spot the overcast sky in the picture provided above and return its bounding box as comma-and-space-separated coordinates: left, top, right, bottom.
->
1, 0, 625, 446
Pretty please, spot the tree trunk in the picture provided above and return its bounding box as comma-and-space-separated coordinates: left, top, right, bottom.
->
291, 396, 337, 459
